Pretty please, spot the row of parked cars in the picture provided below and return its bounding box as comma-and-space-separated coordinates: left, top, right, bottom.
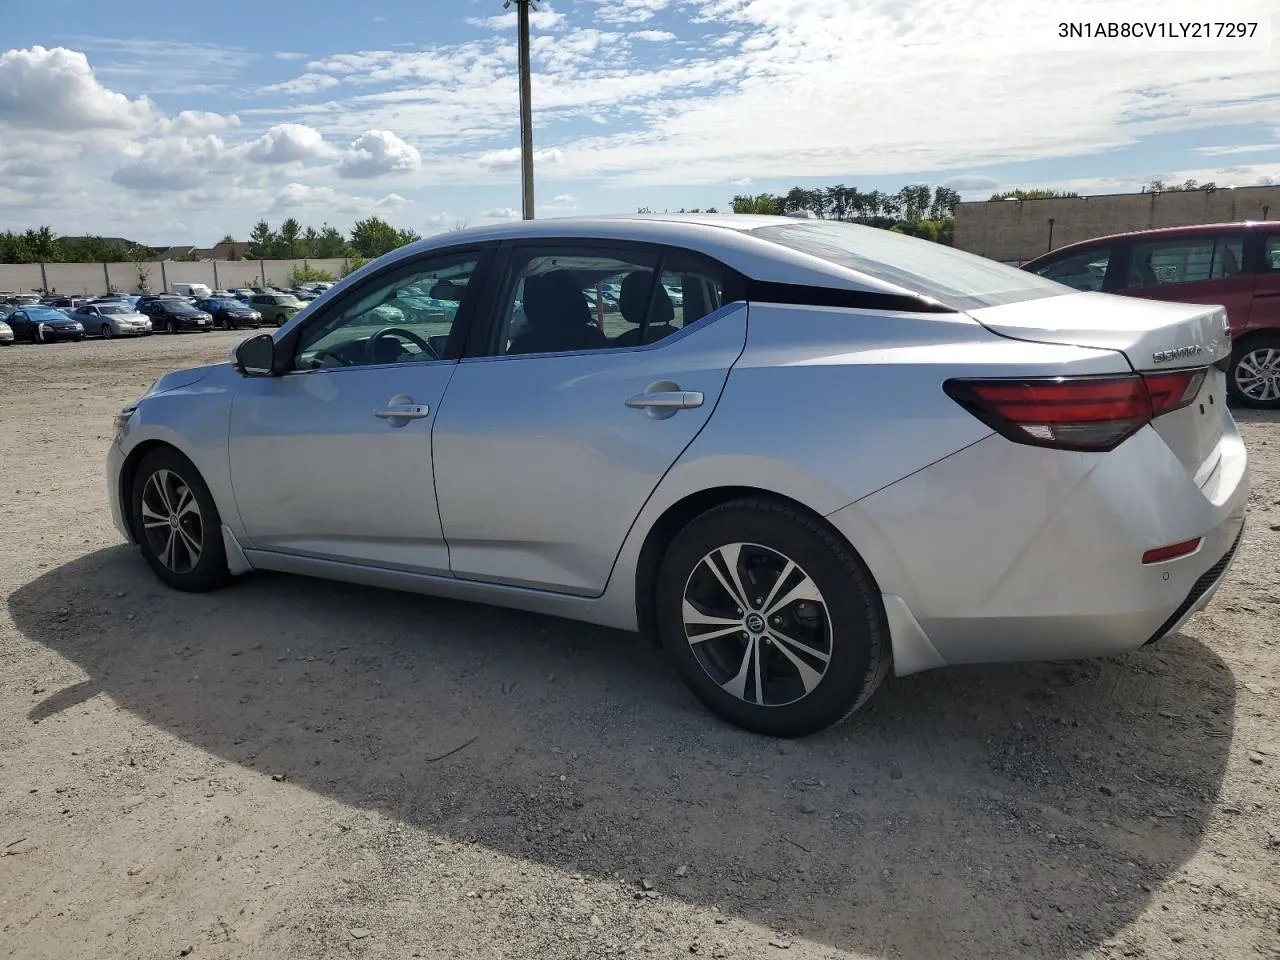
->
0, 284, 331, 345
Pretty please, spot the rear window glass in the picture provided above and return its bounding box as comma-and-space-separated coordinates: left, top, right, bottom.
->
752, 221, 1069, 309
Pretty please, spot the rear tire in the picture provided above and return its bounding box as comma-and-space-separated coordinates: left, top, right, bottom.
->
130, 447, 231, 592
655, 497, 890, 738
1227, 334, 1280, 409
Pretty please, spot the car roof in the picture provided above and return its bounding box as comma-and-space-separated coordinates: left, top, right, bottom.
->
370, 214, 934, 299
1026, 221, 1279, 263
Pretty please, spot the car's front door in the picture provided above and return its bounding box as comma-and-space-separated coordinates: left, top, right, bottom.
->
432, 242, 746, 595
226, 248, 489, 574
1246, 230, 1280, 334
1113, 231, 1256, 334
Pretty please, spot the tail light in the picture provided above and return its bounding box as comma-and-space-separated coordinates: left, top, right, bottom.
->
943, 369, 1206, 452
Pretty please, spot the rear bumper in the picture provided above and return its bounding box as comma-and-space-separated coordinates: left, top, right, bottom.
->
827, 419, 1250, 674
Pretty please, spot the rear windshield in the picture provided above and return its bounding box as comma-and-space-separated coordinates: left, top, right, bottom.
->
752, 221, 1069, 310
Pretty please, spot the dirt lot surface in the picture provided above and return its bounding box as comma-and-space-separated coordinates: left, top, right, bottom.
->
1, 333, 1278, 960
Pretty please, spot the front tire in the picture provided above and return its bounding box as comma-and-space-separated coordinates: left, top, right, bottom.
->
130, 448, 230, 592
101, 323, 113, 339
1227, 335, 1280, 408
655, 498, 890, 738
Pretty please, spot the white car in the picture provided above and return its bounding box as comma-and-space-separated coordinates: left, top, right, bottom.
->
0, 318, 13, 345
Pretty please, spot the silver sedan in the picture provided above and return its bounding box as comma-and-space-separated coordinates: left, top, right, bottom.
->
106, 215, 1249, 736
74, 302, 152, 338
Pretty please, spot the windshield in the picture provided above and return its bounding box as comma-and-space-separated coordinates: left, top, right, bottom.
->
752, 221, 1069, 309
25, 307, 70, 321
162, 302, 200, 314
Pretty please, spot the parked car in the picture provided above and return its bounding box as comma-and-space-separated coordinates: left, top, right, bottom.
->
212, 289, 238, 299
196, 298, 262, 330
137, 297, 214, 333
231, 288, 256, 302
2, 293, 41, 306
248, 292, 303, 326
0, 319, 13, 345
107, 215, 1247, 737
170, 282, 212, 299
7, 306, 84, 342
42, 296, 92, 311
1022, 222, 1280, 407
72, 301, 153, 338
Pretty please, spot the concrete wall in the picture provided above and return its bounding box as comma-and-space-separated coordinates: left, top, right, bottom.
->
955, 185, 1280, 263
0, 259, 354, 297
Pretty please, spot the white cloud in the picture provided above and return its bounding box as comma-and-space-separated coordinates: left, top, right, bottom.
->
943, 174, 1002, 191
468, 6, 567, 30
632, 30, 676, 42
476, 146, 564, 172
111, 135, 228, 191
272, 182, 410, 214
729, 177, 753, 187
275, 51, 309, 61
0, 46, 156, 131
262, 73, 341, 96
480, 206, 520, 220
546, 193, 578, 209
588, 0, 673, 24
337, 129, 422, 178
161, 110, 241, 135
243, 123, 334, 164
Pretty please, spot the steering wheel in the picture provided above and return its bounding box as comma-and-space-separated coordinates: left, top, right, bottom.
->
364, 326, 438, 365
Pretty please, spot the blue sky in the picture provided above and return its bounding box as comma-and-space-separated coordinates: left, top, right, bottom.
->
1, 0, 1278, 245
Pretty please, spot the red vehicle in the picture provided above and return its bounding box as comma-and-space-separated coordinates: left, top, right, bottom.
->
1023, 222, 1280, 407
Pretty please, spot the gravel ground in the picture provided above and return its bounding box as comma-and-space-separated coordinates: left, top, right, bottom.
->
0, 333, 1277, 960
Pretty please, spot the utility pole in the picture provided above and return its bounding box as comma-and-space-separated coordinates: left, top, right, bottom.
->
504, 0, 537, 219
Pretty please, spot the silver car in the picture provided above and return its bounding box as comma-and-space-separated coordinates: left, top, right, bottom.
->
106, 215, 1249, 736
0, 318, 13, 345
73, 301, 153, 338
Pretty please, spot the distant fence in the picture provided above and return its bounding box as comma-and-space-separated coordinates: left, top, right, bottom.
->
0, 258, 355, 297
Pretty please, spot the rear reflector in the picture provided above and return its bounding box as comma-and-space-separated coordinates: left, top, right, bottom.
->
943, 369, 1207, 452
1142, 538, 1202, 565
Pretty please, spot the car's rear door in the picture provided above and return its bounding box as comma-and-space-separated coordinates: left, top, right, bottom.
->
431, 240, 746, 596
1112, 231, 1255, 334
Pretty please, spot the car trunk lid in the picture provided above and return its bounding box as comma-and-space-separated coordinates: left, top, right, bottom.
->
967, 291, 1234, 482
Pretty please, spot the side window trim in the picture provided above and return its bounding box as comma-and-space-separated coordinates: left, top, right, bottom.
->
278, 243, 496, 372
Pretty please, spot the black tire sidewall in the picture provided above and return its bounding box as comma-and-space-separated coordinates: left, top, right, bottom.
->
130, 448, 230, 592
656, 500, 887, 738
1228, 336, 1280, 408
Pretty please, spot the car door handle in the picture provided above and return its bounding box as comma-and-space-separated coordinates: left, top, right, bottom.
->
624, 391, 704, 410
374, 403, 430, 420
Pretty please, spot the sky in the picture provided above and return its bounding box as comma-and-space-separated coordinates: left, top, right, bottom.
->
1, 0, 1278, 246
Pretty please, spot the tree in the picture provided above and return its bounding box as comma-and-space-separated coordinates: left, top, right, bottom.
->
313, 225, 351, 258
301, 226, 320, 258
247, 220, 277, 260
930, 186, 961, 220
730, 193, 783, 215
349, 217, 417, 258
895, 184, 932, 223
279, 218, 303, 258
289, 263, 336, 285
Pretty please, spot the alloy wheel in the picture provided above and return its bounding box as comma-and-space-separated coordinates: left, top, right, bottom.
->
101, 324, 113, 339
1234, 347, 1280, 403
681, 542, 833, 707
139, 468, 203, 574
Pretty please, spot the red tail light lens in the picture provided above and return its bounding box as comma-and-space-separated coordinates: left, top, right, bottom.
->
944, 369, 1207, 452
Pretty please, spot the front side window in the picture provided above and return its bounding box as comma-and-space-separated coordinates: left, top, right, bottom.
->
295, 254, 479, 369
1124, 235, 1245, 288
1031, 248, 1112, 291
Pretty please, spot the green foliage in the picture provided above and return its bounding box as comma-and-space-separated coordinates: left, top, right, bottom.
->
340, 255, 370, 277
728, 183, 969, 245
247, 220, 277, 259
730, 194, 783, 215
289, 263, 336, 285
1142, 178, 1217, 193
988, 188, 1080, 201
349, 217, 420, 258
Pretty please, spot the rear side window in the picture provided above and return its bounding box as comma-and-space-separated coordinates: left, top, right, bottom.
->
1263, 235, 1280, 271
1123, 235, 1245, 288
752, 221, 1068, 309
1031, 248, 1112, 291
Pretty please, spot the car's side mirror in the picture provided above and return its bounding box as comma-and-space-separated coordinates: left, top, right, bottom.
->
233, 333, 279, 377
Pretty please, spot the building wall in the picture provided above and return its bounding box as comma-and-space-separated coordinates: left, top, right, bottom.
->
0, 259, 355, 297
954, 186, 1280, 262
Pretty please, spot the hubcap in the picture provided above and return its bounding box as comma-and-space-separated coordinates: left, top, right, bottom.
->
682, 542, 833, 707
1235, 347, 1280, 402
139, 468, 203, 574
